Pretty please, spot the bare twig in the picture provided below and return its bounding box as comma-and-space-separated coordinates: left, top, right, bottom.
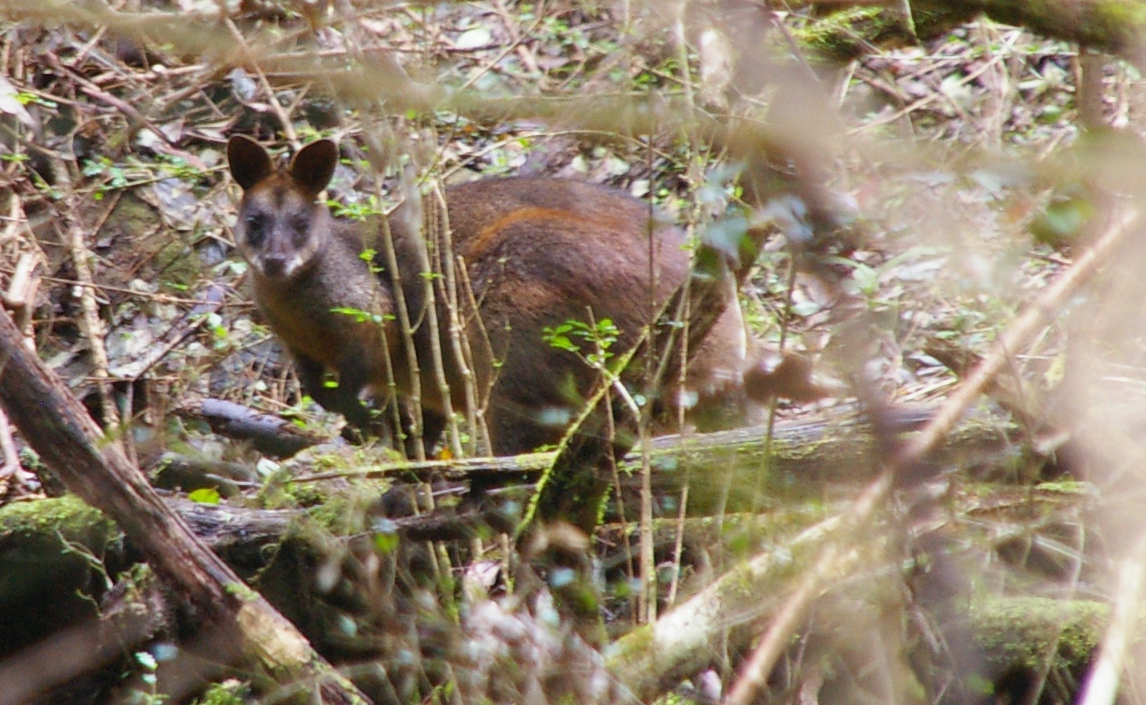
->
62, 205, 124, 445
377, 168, 429, 459
109, 284, 226, 381
2, 251, 39, 345
422, 184, 464, 458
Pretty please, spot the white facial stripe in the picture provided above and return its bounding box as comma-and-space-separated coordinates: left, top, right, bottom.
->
281, 253, 307, 278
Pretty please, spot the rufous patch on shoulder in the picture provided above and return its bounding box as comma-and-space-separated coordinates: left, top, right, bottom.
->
469, 206, 627, 258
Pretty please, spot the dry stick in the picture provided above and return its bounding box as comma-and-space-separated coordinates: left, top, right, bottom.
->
455, 0, 542, 94
3, 251, 40, 343
454, 259, 496, 456
370, 180, 448, 589
408, 181, 460, 459
638, 138, 659, 625
453, 256, 495, 456
8, 274, 203, 305
0, 309, 368, 705
664, 286, 695, 612
377, 173, 457, 582
638, 385, 655, 622
852, 37, 1018, 136
666, 6, 698, 613
42, 54, 176, 149
423, 187, 464, 458
379, 179, 429, 460
69, 23, 107, 64
414, 187, 467, 585
435, 187, 479, 457
753, 256, 800, 514
62, 206, 124, 447
354, 125, 414, 453
1, 190, 24, 244
115, 289, 226, 381
724, 204, 1141, 705
1078, 49, 1108, 131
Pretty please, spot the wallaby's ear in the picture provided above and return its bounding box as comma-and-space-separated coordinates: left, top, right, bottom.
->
289, 139, 339, 196
227, 135, 274, 191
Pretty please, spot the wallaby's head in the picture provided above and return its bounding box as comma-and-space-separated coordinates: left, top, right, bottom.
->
227, 135, 339, 280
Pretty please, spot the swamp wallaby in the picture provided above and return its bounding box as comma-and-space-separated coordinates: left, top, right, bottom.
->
226, 135, 822, 456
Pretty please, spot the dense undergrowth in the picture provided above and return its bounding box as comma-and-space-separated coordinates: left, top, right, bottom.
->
2, 1, 1144, 704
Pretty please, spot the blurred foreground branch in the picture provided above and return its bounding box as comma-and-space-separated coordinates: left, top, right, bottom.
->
720, 203, 1143, 705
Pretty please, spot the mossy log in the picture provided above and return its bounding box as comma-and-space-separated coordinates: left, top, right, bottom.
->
913, 0, 1146, 56
286, 404, 1016, 515
792, 0, 1146, 63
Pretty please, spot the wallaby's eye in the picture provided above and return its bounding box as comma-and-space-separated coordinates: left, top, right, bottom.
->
289, 214, 310, 246
243, 212, 268, 247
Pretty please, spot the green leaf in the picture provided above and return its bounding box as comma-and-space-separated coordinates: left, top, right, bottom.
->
188, 488, 221, 504
374, 531, 399, 555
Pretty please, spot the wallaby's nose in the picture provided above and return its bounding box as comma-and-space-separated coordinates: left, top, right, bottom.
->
263, 255, 288, 277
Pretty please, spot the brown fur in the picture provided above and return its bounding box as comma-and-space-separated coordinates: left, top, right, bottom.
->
227, 136, 817, 456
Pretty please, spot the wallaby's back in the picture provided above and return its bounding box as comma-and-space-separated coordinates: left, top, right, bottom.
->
394, 177, 748, 454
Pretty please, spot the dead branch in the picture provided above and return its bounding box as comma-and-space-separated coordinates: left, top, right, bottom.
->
175, 397, 324, 459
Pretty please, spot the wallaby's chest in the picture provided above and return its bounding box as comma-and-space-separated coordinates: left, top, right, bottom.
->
253, 269, 380, 369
